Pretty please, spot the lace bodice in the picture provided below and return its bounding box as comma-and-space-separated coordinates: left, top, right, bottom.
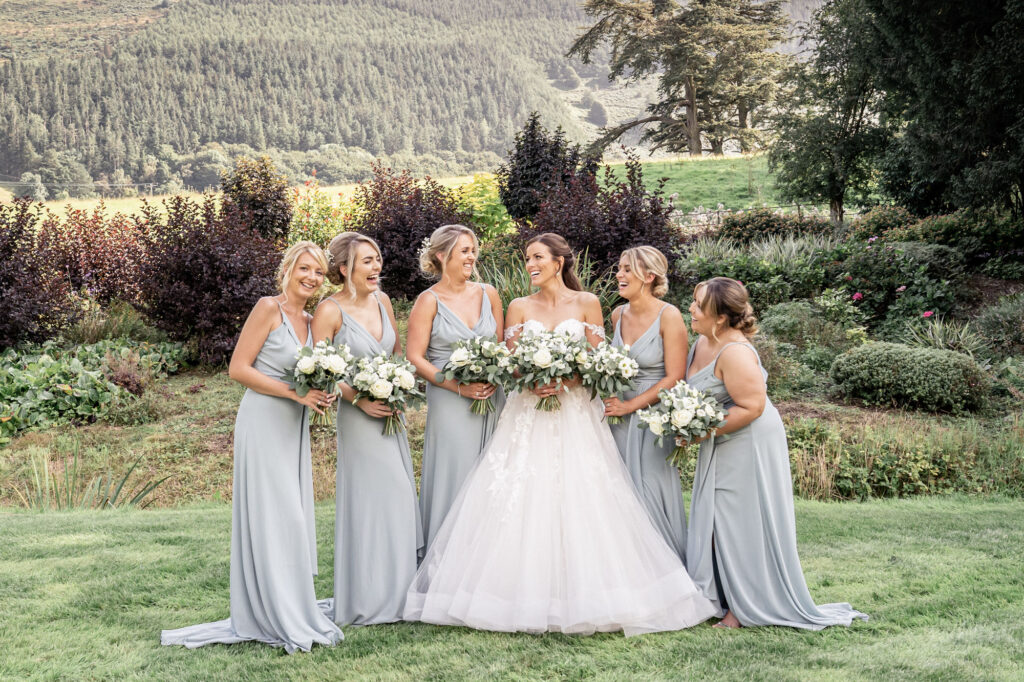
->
504, 318, 605, 341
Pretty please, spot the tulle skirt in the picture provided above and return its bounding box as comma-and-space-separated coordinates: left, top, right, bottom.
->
404, 386, 718, 636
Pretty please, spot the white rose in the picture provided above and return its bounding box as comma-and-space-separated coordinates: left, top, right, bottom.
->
532, 348, 552, 368
296, 356, 317, 374
671, 409, 694, 428
649, 421, 665, 436
354, 371, 372, 386
498, 356, 511, 368
370, 378, 394, 400
326, 354, 349, 374
396, 370, 416, 390
575, 351, 589, 365
450, 347, 472, 367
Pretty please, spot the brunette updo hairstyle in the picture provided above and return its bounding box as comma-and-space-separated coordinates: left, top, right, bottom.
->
419, 224, 479, 279
621, 246, 669, 298
694, 277, 758, 338
525, 233, 583, 291
326, 231, 382, 294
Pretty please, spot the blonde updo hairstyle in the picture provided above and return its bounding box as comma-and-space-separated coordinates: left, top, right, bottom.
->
694, 277, 758, 339
419, 224, 479, 279
326, 232, 382, 295
621, 246, 669, 298
276, 240, 328, 293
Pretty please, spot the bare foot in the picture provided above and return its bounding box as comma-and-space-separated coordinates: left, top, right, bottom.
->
712, 611, 742, 629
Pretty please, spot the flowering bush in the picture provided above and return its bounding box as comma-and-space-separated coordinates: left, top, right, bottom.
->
636, 381, 726, 464
436, 335, 514, 415
576, 341, 639, 424
349, 352, 425, 435
289, 176, 355, 247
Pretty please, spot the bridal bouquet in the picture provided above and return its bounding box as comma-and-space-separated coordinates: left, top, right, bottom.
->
289, 340, 356, 427
510, 329, 587, 412
436, 335, 514, 415
576, 341, 640, 424
349, 352, 426, 435
636, 381, 727, 464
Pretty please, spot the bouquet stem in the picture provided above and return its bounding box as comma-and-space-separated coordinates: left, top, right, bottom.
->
470, 397, 495, 415
606, 415, 624, 425
382, 414, 405, 436
310, 391, 337, 429
536, 395, 562, 411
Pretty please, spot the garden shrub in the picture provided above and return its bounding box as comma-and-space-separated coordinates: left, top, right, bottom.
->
830, 342, 989, 413
136, 195, 280, 364
975, 294, 1024, 358
752, 336, 818, 399
887, 210, 1024, 266
289, 175, 354, 247
887, 242, 965, 283
221, 155, 293, 240
900, 318, 992, 362
525, 152, 676, 277
0, 198, 79, 348
496, 112, 597, 221
65, 300, 167, 345
35, 204, 148, 305
716, 208, 830, 244
760, 301, 862, 372
844, 205, 917, 240
456, 174, 516, 241
348, 163, 472, 300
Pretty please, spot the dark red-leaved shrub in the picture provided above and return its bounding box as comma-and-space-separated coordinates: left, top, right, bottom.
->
135, 195, 280, 364
220, 155, 293, 241
36, 204, 148, 305
0, 198, 79, 347
349, 163, 472, 299
523, 151, 677, 278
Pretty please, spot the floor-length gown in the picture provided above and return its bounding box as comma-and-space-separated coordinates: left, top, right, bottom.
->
609, 304, 688, 563
161, 303, 343, 653
327, 295, 423, 626
685, 339, 868, 629
405, 319, 718, 636
420, 284, 504, 551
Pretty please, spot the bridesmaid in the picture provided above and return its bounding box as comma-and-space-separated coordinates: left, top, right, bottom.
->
161, 241, 343, 653
311, 232, 423, 626
604, 246, 690, 563
406, 224, 505, 551
684, 277, 867, 629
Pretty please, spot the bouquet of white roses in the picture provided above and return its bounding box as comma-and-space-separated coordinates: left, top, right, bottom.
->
636, 380, 727, 464
436, 335, 514, 415
510, 329, 587, 411
288, 340, 355, 427
349, 352, 426, 435
576, 341, 640, 424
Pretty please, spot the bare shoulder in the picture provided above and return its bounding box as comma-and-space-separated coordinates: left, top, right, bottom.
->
314, 294, 343, 318
481, 282, 501, 301
252, 296, 281, 320
611, 304, 625, 324
719, 341, 760, 370
660, 303, 684, 324
573, 290, 600, 306
506, 296, 530, 315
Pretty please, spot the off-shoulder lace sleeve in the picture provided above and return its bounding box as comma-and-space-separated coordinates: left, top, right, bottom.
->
583, 322, 606, 340
503, 322, 525, 341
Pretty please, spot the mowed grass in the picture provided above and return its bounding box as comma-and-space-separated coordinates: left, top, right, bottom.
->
1, 496, 1022, 680
2, 155, 780, 217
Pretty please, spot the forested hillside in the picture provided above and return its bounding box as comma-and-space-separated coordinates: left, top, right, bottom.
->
0, 0, 820, 197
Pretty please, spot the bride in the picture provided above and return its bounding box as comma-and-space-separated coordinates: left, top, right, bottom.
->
404, 233, 718, 636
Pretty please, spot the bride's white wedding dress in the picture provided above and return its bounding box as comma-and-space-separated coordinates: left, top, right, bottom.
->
404, 319, 718, 636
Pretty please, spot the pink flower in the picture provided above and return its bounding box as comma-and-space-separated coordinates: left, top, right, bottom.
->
845, 275, 853, 282
922, 310, 934, 318
852, 292, 863, 301
896, 285, 907, 293
868, 236, 878, 243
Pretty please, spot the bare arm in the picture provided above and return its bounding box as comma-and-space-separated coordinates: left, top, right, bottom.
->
714, 344, 767, 435
503, 298, 527, 350
607, 306, 688, 417
406, 292, 459, 392
310, 297, 342, 347
581, 293, 605, 348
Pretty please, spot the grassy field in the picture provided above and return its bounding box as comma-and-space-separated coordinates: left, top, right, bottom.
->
0, 156, 780, 217
1, 496, 1022, 680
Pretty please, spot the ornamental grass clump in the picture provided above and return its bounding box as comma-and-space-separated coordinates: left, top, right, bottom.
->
830, 342, 990, 414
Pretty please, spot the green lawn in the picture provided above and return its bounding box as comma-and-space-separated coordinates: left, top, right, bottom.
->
2, 496, 1022, 680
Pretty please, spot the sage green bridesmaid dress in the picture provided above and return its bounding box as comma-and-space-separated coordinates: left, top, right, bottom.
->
328, 295, 423, 625
161, 301, 343, 653
609, 304, 687, 563
420, 284, 504, 551
685, 338, 868, 628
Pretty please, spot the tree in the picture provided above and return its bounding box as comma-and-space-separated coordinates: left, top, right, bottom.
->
769, 0, 890, 224
569, 0, 789, 156
867, 0, 1024, 215
18, 172, 46, 201
495, 113, 597, 221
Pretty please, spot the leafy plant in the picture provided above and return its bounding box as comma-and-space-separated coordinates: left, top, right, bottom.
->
717, 208, 830, 244
0, 198, 79, 347
348, 163, 473, 299
886, 210, 1024, 267
135, 195, 280, 364
901, 318, 992, 362
220, 155, 293, 240
456, 174, 516, 241
975, 294, 1024, 359
289, 175, 355, 247
830, 342, 990, 414
844, 205, 918, 240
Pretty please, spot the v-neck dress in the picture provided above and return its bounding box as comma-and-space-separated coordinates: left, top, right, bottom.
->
162, 301, 342, 653
609, 305, 688, 563
685, 338, 868, 629
420, 284, 505, 551
327, 295, 424, 626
